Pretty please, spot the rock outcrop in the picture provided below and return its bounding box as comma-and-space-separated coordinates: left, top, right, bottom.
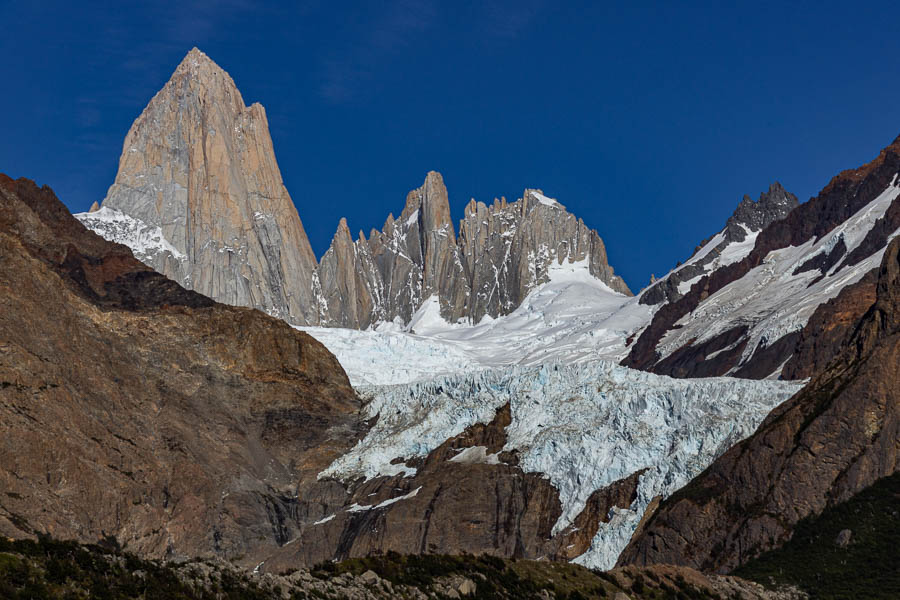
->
92, 47, 322, 325
455, 189, 630, 323
320, 171, 470, 327
0, 174, 360, 565
617, 235, 900, 573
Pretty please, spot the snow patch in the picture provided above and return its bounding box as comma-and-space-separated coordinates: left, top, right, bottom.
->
75, 206, 186, 262
346, 487, 422, 512
449, 446, 503, 465
304, 259, 651, 386
530, 190, 560, 208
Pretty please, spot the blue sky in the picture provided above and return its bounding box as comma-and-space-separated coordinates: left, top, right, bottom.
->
3, 1, 900, 290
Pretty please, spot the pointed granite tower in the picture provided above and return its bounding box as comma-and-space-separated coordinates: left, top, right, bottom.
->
101, 48, 321, 324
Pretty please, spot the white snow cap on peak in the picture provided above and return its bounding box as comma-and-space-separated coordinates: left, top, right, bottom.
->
527, 189, 562, 209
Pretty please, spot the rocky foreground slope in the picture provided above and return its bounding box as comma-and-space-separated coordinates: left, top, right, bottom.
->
618, 236, 900, 573
0, 174, 360, 565
0, 537, 803, 600
78, 49, 630, 330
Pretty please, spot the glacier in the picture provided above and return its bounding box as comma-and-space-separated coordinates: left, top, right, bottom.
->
321, 361, 803, 569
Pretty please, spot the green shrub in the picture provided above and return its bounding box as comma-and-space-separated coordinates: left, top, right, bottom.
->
736, 473, 900, 600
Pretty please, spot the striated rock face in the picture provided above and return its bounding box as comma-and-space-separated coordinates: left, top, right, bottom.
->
617, 236, 900, 573
0, 175, 360, 565
455, 189, 630, 323
316, 175, 631, 328
625, 135, 900, 379
352, 171, 470, 326
317, 218, 381, 328
92, 47, 321, 325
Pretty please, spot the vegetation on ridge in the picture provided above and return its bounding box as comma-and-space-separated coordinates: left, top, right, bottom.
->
735, 472, 900, 599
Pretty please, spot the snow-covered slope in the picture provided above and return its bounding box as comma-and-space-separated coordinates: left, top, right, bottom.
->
76, 206, 186, 265
637, 182, 799, 309
301, 258, 651, 385
658, 182, 900, 372
321, 361, 802, 569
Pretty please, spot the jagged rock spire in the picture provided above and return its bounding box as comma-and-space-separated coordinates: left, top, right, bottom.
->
81, 49, 633, 329
639, 182, 799, 306
318, 218, 382, 328
99, 48, 321, 324
314, 173, 631, 328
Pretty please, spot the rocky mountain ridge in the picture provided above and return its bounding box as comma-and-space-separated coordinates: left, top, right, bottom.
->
0, 174, 360, 565
624, 135, 900, 380
639, 182, 799, 306
77, 49, 630, 330
71, 49, 900, 389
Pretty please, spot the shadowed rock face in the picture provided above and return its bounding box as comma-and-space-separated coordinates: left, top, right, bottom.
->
99, 48, 321, 325
617, 236, 900, 574
0, 174, 360, 565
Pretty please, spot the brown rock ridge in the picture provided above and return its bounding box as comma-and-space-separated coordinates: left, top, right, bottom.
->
617, 235, 900, 573
624, 134, 900, 380
92, 47, 322, 325
0, 174, 360, 565
782, 270, 878, 379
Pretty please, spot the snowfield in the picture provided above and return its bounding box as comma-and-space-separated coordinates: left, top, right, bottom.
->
321, 361, 802, 569
301, 257, 651, 385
